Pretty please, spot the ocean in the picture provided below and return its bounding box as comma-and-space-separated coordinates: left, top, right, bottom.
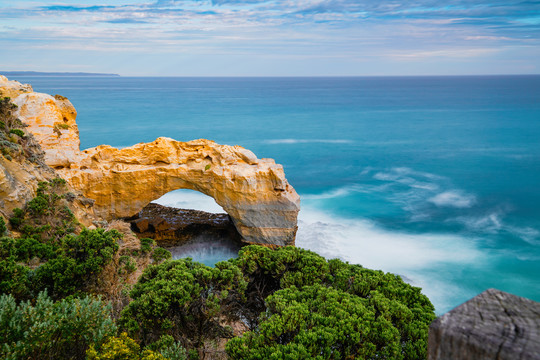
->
12, 75, 540, 314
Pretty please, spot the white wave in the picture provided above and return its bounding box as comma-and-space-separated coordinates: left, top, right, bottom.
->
509, 226, 540, 245
153, 189, 225, 213
301, 185, 366, 200
295, 205, 486, 313
264, 139, 353, 144
454, 212, 503, 233
428, 191, 476, 208
373, 168, 441, 189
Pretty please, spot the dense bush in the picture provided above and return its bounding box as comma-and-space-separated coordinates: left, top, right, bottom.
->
0, 228, 121, 301
0, 217, 6, 236
10, 179, 78, 242
226, 245, 435, 360
226, 284, 402, 359
0, 291, 116, 360
232, 245, 331, 329
0, 258, 30, 299
119, 258, 247, 350
33, 228, 120, 299
151, 246, 172, 263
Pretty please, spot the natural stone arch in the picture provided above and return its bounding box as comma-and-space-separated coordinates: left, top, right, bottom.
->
58, 138, 300, 245
5, 77, 300, 246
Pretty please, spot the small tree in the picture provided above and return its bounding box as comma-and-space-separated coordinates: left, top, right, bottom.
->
232, 245, 330, 329
0, 291, 116, 360
33, 228, 120, 299
119, 258, 247, 351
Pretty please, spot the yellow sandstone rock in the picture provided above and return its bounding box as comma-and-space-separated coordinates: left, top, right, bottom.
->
1, 75, 300, 246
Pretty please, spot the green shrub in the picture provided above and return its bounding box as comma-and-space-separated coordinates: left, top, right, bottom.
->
151, 247, 171, 263
0, 217, 6, 236
119, 259, 246, 351
9, 129, 25, 138
11, 236, 57, 262
33, 228, 120, 299
140, 238, 155, 254
226, 284, 403, 359
0, 259, 30, 299
9, 208, 24, 228
232, 245, 331, 328
0, 291, 116, 360
146, 335, 188, 360
55, 123, 70, 130
228, 245, 435, 359
87, 332, 168, 360
11, 179, 78, 242
120, 255, 137, 274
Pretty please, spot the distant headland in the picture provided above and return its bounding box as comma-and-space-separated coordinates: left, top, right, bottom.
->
0, 71, 120, 77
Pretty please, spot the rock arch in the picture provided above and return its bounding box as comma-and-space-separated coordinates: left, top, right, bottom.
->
4, 76, 300, 246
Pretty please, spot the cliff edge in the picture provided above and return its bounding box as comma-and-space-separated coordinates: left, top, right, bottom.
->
0, 75, 300, 246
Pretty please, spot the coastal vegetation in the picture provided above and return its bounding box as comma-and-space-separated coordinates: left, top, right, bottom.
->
0, 181, 435, 359
0, 96, 44, 164
0, 179, 435, 359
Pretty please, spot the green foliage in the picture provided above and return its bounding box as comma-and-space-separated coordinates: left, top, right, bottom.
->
232, 245, 331, 328
227, 245, 435, 360
327, 259, 435, 359
140, 238, 155, 254
146, 335, 188, 360
0, 291, 117, 360
9, 128, 25, 138
0, 235, 57, 262
9, 208, 24, 228
0, 217, 6, 236
55, 123, 70, 130
33, 228, 120, 299
119, 255, 138, 274
0, 96, 44, 163
11, 178, 78, 242
227, 284, 403, 359
119, 258, 247, 351
151, 247, 172, 263
0, 97, 22, 130
87, 332, 168, 360
0, 258, 30, 300
204, 164, 211, 171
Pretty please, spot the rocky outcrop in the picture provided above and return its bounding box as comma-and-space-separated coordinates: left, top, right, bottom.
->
1, 75, 300, 246
13, 93, 80, 168
428, 289, 540, 360
0, 75, 33, 99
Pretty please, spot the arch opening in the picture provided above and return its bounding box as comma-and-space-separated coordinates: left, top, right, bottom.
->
152, 189, 226, 214
130, 189, 242, 266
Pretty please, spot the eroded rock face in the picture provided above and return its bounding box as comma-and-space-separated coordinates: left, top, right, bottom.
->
1, 75, 300, 246
0, 75, 33, 99
13, 93, 80, 168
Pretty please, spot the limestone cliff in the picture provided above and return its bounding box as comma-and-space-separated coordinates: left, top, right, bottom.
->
1, 75, 300, 246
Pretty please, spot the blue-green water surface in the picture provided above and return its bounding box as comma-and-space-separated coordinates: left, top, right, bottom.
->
14, 75, 540, 313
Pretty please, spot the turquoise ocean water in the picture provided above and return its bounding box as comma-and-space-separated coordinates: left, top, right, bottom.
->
12, 75, 540, 314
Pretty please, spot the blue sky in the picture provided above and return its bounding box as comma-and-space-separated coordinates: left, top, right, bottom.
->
0, 0, 539, 76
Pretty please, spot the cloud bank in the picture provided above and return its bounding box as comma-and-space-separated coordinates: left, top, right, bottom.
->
0, 0, 539, 75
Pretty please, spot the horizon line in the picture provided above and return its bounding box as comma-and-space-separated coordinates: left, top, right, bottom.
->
2, 71, 540, 78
